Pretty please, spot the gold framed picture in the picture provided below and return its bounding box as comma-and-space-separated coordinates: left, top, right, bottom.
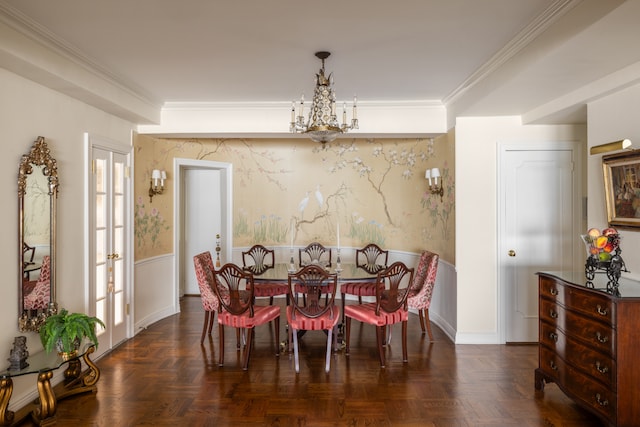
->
602, 149, 640, 228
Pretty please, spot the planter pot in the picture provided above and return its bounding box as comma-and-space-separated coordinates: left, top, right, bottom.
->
55, 337, 81, 360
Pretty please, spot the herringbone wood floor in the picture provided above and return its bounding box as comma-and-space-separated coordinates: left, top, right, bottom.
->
20, 296, 604, 426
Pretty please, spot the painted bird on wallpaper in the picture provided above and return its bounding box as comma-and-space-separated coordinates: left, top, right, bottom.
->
315, 184, 323, 209
298, 191, 310, 218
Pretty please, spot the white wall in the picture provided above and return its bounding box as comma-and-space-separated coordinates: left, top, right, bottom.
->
0, 67, 135, 409
454, 116, 586, 343
587, 84, 640, 281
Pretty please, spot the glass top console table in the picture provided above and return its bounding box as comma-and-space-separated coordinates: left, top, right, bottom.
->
0, 342, 99, 426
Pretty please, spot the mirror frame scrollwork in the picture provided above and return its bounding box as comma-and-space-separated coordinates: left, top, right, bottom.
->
18, 136, 59, 332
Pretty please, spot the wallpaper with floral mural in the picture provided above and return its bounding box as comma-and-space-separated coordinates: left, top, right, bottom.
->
133, 134, 455, 263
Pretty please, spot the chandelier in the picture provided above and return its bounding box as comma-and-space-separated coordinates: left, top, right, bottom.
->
290, 51, 358, 145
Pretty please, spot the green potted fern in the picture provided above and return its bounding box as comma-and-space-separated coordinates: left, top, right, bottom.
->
39, 309, 105, 359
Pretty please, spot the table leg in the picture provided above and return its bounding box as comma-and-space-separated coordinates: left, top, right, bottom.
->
33, 371, 56, 425
0, 377, 14, 425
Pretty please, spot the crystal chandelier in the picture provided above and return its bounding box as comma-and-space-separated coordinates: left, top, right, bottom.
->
290, 51, 358, 145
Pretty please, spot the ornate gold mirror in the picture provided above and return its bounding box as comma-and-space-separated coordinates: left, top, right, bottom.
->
18, 136, 58, 331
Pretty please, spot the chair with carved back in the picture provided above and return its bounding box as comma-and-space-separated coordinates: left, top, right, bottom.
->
287, 264, 339, 373
298, 242, 332, 267
344, 261, 414, 368
23, 255, 50, 310
340, 243, 388, 316
242, 244, 289, 305
407, 250, 439, 340
211, 263, 280, 369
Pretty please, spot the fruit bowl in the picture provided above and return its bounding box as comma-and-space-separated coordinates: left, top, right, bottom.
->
581, 227, 621, 262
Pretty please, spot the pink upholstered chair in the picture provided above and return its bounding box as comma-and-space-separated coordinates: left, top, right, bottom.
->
287, 264, 339, 373
341, 243, 388, 315
193, 251, 220, 344
211, 263, 280, 370
407, 250, 439, 340
242, 244, 289, 305
344, 261, 414, 368
23, 255, 50, 310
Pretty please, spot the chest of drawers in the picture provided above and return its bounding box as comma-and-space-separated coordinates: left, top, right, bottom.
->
536, 272, 640, 427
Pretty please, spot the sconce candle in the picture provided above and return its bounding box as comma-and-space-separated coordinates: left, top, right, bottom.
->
149, 169, 167, 203
426, 167, 444, 202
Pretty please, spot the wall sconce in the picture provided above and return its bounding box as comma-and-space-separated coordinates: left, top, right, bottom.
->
148, 169, 167, 203
426, 168, 444, 201
590, 139, 632, 155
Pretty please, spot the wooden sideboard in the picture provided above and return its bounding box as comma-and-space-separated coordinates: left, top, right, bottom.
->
535, 271, 640, 427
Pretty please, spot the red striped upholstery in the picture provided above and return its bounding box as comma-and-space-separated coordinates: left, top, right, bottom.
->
344, 302, 408, 326
287, 305, 340, 331
218, 305, 280, 328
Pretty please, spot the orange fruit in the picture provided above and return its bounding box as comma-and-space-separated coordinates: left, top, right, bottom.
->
595, 236, 608, 249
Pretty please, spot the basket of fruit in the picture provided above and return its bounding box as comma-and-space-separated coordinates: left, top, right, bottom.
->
581, 227, 621, 263
581, 227, 627, 291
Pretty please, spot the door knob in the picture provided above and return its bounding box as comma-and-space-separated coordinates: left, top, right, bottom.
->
508, 250, 516, 257
107, 253, 120, 260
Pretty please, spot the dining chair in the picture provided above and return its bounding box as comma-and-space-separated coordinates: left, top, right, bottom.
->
23, 255, 50, 310
210, 263, 280, 370
193, 251, 221, 344
242, 244, 289, 305
287, 264, 339, 373
344, 261, 414, 368
407, 250, 439, 340
341, 243, 388, 310
299, 242, 332, 267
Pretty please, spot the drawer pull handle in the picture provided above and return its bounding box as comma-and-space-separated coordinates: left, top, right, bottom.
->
596, 305, 608, 316
549, 288, 558, 296
595, 361, 609, 374
549, 332, 558, 342
596, 332, 609, 343
549, 310, 558, 319
549, 360, 558, 371
595, 393, 609, 407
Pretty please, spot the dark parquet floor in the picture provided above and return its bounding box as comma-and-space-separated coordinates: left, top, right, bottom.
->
20, 296, 605, 426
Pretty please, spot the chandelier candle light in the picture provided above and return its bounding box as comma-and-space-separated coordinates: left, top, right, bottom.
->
290, 51, 358, 145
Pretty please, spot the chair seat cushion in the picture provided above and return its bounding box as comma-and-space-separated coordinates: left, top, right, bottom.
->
287, 306, 340, 331
344, 303, 408, 326
253, 282, 289, 298
217, 305, 280, 328
341, 281, 376, 297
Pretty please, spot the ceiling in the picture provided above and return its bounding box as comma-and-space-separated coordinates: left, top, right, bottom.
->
1, 0, 638, 127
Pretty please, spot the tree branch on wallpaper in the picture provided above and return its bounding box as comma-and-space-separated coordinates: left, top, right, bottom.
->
326, 139, 432, 227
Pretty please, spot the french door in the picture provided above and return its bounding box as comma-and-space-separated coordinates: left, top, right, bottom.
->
87, 135, 131, 354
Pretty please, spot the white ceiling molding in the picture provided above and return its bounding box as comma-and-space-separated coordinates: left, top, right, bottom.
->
137, 101, 447, 138
0, 3, 161, 124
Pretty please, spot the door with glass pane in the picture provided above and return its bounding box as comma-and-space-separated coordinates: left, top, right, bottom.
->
92, 145, 129, 353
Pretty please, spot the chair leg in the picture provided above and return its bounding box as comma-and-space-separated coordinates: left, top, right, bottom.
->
208, 311, 216, 336
242, 328, 254, 370
274, 317, 280, 356
292, 327, 300, 373
358, 296, 362, 304
345, 317, 352, 356
269, 296, 274, 305
325, 328, 333, 373
236, 329, 241, 350
418, 309, 426, 332
201, 311, 210, 344
425, 309, 434, 341
375, 326, 386, 368
402, 320, 408, 363
218, 324, 225, 366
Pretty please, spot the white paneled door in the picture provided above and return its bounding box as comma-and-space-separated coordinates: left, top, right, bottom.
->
499, 144, 581, 342
88, 137, 131, 355
183, 168, 221, 295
